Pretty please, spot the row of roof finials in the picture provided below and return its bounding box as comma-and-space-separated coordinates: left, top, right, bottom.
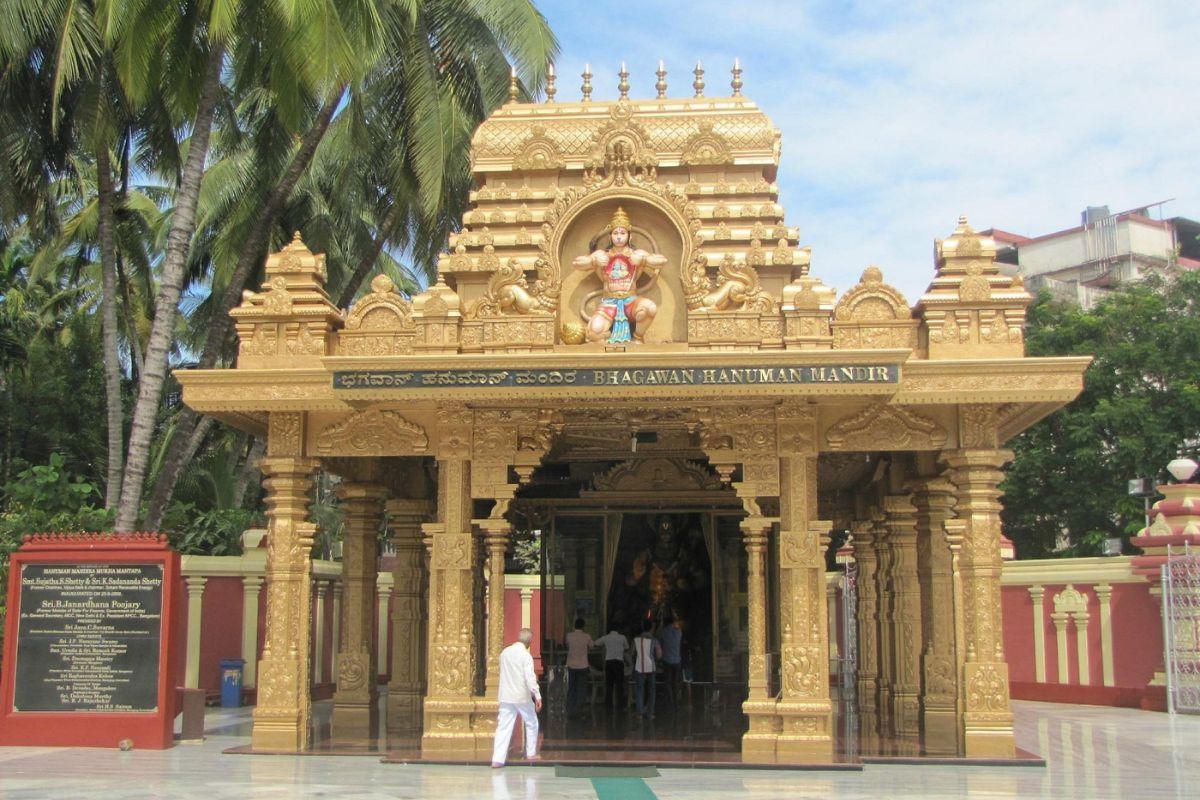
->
507, 60, 748, 104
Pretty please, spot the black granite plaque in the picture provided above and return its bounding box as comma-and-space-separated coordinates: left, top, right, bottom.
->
12, 563, 164, 713
333, 363, 900, 390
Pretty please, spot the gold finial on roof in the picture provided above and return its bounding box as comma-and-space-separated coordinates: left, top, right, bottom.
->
581, 63, 593, 102
608, 206, 632, 232
618, 61, 630, 99
655, 60, 667, 99
731, 58, 743, 96
546, 63, 556, 103
507, 66, 518, 103
693, 60, 705, 97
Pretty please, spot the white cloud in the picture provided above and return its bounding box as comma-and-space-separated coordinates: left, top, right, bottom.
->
539, 0, 1200, 299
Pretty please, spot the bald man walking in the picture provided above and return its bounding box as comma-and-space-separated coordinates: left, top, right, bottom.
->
491, 628, 542, 768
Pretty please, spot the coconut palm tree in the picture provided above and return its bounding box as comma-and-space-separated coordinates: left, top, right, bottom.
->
139, 0, 557, 530
114, 0, 401, 531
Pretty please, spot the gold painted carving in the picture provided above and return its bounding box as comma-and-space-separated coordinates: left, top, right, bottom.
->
959, 404, 1001, 448
469, 260, 554, 318
513, 125, 566, 170
583, 102, 658, 181
831, 266, 918, 350
232, 233, 341, 368
781, 645, 823, 696
918, 217, 1031, 359
541, 165, 700, 318
591, 457, 723, 492
267, 412, 304, 457
826, 403, 947, 451
339, 274, 415, 356
965, 661, 1009, 712
690, 254, 775, 313
316, 409, 429, 455
680, 119, 733, 165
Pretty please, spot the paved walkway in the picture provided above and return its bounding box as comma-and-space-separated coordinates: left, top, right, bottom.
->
0, 701, 1197, 799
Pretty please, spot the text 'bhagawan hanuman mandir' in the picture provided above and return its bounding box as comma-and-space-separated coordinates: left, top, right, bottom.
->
177, 60, 1089, 764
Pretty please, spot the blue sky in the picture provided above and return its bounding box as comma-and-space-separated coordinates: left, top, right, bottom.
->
535, 0, 1199, 300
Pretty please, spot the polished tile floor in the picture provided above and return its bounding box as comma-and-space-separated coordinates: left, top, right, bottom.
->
0, 701, 1197, 799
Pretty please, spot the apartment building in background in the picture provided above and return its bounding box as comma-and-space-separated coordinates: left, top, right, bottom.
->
982, 202, 1200, 309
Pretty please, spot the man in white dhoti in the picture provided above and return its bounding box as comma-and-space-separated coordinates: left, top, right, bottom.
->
491, 628, 542, 768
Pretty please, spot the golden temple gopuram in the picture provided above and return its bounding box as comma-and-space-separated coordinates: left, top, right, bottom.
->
177, 63, 1090, 764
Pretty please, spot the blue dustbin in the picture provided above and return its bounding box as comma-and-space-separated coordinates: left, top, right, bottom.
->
220, 659, 245, 708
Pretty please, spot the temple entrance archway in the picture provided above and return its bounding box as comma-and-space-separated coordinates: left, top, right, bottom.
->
510, 449, 753, 758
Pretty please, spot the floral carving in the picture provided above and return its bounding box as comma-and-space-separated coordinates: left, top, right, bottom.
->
267, 413, 303, 456
337, 652, 368, 692
781, 645, 823, 697
680, 119, 733, 165
826, 403, 948, 451
316, 409, 428, 455
591, 457, 723, 492
966, 662, 1009, 712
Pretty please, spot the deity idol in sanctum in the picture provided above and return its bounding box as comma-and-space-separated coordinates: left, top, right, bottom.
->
572, 206, 667, 343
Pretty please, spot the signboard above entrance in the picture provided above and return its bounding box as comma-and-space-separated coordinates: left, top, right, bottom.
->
333, 363, 900, 390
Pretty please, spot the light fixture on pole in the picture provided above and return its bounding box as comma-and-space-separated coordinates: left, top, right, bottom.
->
1129, 477, 1156, 530
1166, 457, 1198, 483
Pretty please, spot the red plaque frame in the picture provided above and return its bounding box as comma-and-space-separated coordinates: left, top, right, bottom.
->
0, 533, 181, 749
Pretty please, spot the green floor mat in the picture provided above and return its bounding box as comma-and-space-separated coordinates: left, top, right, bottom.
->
589, 777, 659, 800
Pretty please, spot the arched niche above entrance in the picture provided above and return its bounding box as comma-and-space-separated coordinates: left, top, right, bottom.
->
578, 457, 736, 505
551, 191, 694, 346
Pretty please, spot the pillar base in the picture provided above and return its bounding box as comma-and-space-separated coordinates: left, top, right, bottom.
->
775, 701, 834, 763
963, 716, 1015, 757
250, 709, 308, 752
331, 696, 378, 739
472, 699, 500, 759
922, 707, 958, 754
891, 691, 921, 739
740, 699, 780, 764
386, 688, 425, 735
421, 698, 479, 760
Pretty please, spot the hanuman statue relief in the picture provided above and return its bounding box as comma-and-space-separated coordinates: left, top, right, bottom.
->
572, 206, 667, 344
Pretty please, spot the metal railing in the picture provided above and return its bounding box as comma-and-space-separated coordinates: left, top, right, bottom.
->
1163, 543, 1200, 714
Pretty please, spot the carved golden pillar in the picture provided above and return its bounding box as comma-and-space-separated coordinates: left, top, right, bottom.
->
477, 519, 511, 699
912, 477, 961, 754
943, 449, 1015, 757
849, 520, 880, 738
421, 455, 479, 759
705, 407, 788, 764
740, 513, 779, 762
331, 482, 387, 738
872, 513, 895, 735
883, 493, 921, 740
387, 498, 432, 736
251, 444, 319, 751
775, 451, 834, 762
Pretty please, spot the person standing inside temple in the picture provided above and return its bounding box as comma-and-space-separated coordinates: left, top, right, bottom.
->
491, 628, 542, 769
596, 627, 630, 711
633, 619, 662, 718
658, 616, 684, 711
565, 618, 596, 716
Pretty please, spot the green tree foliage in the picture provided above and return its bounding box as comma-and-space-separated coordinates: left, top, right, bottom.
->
1002, 271, 1200, 557
0, 453, 114, 601
0, 0, 559, 546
